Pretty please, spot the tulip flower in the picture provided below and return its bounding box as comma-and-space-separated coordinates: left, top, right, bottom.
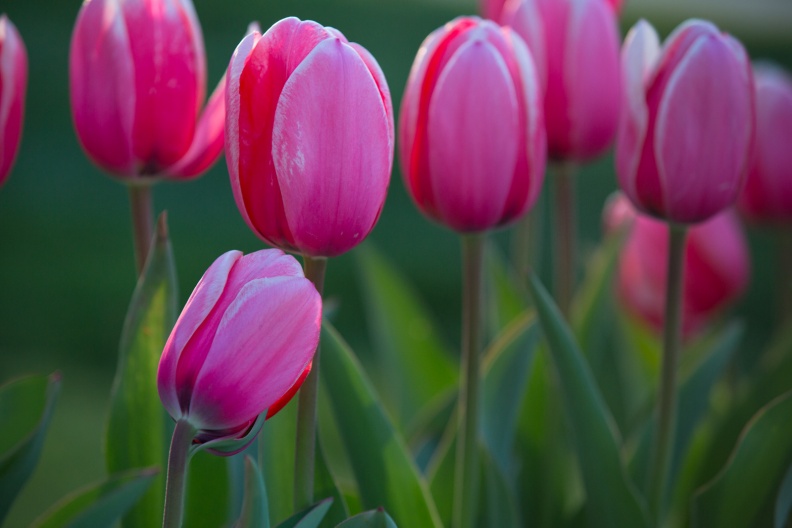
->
70, 0, 225, 181
225, 17, 393, 259
0, 15, 27, 188
605, 194, 749, 337
738, 63, 792, 224
158, 248, 321, 527
616, 19, 755, 225
398, 16, 546, 233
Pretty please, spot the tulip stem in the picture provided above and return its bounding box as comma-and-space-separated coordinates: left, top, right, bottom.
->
553, 161, 577, 318
293, 255, 328, 510
647, 224, 687, 522
512, 200, 542, 281
453, 233, 485, 528
128, 183, 155, 275
162, 419, 196, 528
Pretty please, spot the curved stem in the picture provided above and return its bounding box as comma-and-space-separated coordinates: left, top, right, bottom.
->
128, 183, 155, 275
553, 161, 577, 318
647, 224, 687, 522
293, 256, 328, 510
453, 233, 485, 528
162, 419, 196, 528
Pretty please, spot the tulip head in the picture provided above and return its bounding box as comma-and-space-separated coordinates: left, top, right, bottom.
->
225, 17, 393, 258
616, 19, 755, 225
738, 63, 792, 224
70, 0, 225, 181
0, 15, 27, 187
157, 249, 321, 452
399, 17, 546, 233
500, 0, 621, 161
605, 193, 749, 337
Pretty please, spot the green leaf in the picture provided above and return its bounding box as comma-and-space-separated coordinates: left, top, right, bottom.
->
426, 415, 457, 526
693, 390, 792, 528
236, 456, 269, 528
527, 273, 650, 528
320, 323, 443, 528
485, 242, 529, 333
0, 372, 61, 523
480, 447, 521, 527
105, 214, 178, 528
356, 247, 457, 429
775, 461, 792, 528
184, 450, 231, 527
276, 498, 333, 528
335, 508, 398, 528
315, 433, 349, 528
30, 467, 158, 528
260, 400, 297, 525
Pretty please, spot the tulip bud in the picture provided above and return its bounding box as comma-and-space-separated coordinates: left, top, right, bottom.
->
500, 0, 621, 161
738, 63, 792, 224
69, 0, 225, 181
398, 17, 546, 233
157, 249, 321, 451
605, 193, 749, 337
225, 17, 393, 258
616, 19, 755, 224
0, 15, 27, 187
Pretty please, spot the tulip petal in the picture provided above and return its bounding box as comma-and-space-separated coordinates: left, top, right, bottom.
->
501, 0, 546, 91
189, 276, 321, 430
272, 38, 391, 256
349, 42, 394, 168
426, 37, 519, 231
0, 16, 27, 186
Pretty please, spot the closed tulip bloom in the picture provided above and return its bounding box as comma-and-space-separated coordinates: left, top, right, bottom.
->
157, 249, 321, 450
225, 17, 393, 258
616, 19, 755, 224
0, 15, 27, 187
499, 0, 621, 161
399, 17, 546, 232
605, 194, 749, 337
738, 63, 792, 224
70, 0, 225, 180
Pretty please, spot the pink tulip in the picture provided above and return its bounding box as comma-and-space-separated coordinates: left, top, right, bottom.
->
0, 15, 27, 187
738, 63, 792, 224
225, 17, 393, 258
69, 0, 225, 180
605, 194, 749, 337
481, 0, 509, 20
616, 19, 755, 224
499, 0, 621, 161
399, 17, 546, 233
157, 249, 321, 451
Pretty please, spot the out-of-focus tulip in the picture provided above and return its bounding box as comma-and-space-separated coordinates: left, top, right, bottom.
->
0, 15, 27, 187
499, 0, 621, 161
616, 19, 755, 224
399, 17, 546, 233
157, 249, 321, 451
225, 17, 393, 258
70, 0, 225, 181
605, 193, 749, 337
738, 63, 792, 224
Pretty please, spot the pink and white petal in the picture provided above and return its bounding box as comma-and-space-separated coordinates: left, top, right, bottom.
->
501, 0, 546, 92
427, 38, 519, 231
0, 16, 27, 185
189, 276, 321, 430
223, 248, 305, 295
349, 43, 394, 167
273, 38, 391, 256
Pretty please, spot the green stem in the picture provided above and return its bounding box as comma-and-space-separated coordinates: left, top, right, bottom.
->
128, 183, 155, 275
162, 419, 196, 528
293, 255, 328, 510
453, 233, 485, 528
553, 161, 577, 319
511, 198, 542, 282
647, 224, 687, 522
777, 229, 792, 327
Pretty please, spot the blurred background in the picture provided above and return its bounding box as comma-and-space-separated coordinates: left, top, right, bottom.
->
1, 0, 790, 525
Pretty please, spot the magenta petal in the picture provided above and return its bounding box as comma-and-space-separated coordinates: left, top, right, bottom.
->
189, 276, 321, 430
272, 38, 391, 256
427, 37, 519, 231
501, 0, 546, 91
349, 42, 395, 167
0, 15, 27, 187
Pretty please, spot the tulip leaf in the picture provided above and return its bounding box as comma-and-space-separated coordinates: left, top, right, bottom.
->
426, 414, 457, 526
275, 498, 333, 528
356, 247, 457, 430
314, 433, 349, 528
485, 243, 529, 334
320, 323, 443, 528
0, 372, 61, 524
480, 447, 521, 527
105, 214, 178, 528
236, 456, 269, 528
185, 450, 231, 527
259, 401, 297, 525
30, 467, 158, 528
527, 273, 650, 528
692, 390, 792, 528
775, 461, 792, 528
190, 412, 266, 457
335, 508, 398, 528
